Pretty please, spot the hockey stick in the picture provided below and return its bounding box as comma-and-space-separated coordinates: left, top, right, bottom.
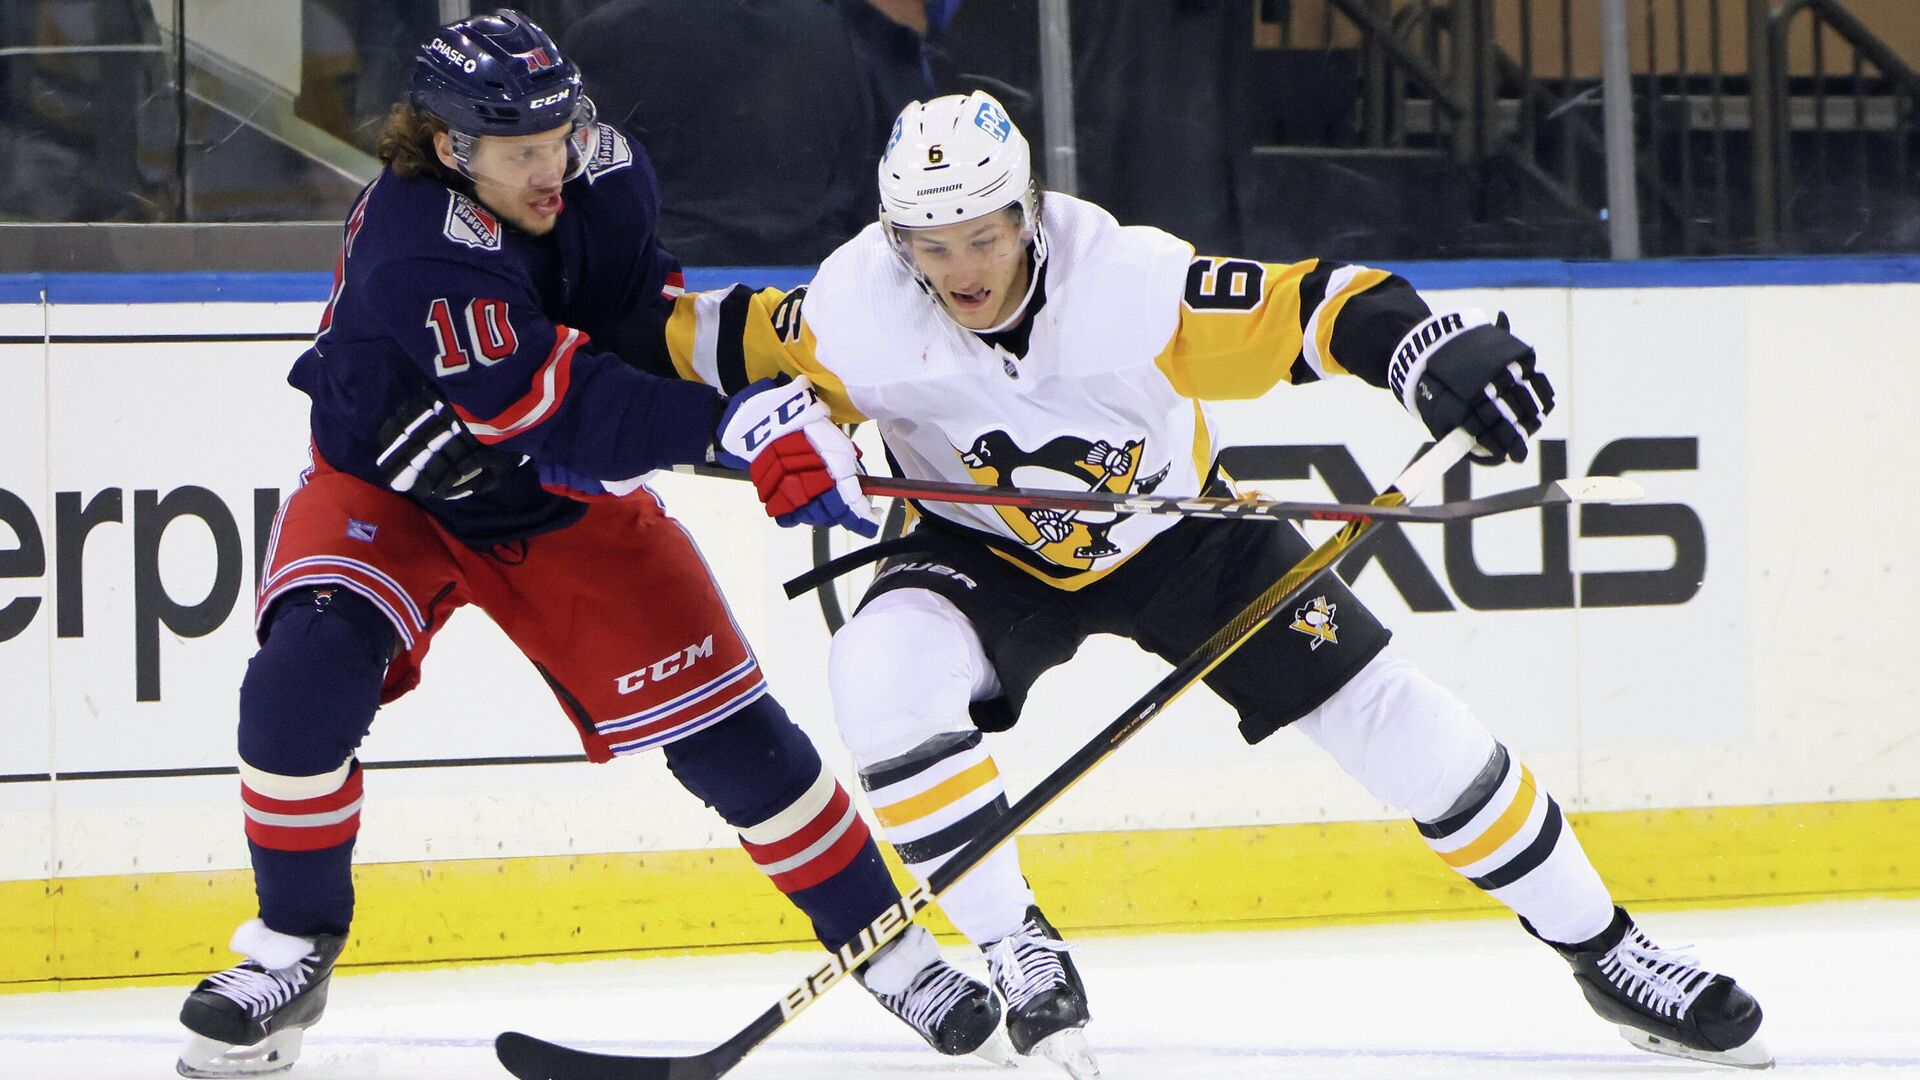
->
670, 461, 1643, 525
497, 430, 1596, 1080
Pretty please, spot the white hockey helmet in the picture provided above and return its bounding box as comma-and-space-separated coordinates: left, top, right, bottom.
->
878, 90, 1047, 285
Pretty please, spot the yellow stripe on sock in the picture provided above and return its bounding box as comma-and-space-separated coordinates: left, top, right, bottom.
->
1439, 766, 1541, 869
871, 757, 1000, 829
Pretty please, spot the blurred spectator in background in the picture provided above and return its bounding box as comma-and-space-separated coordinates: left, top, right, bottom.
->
935, 0, 1250, 255
0, 0, 173, 221
558, 0, 959, 266
835, 0, 960, 121
562, 0, 934, 266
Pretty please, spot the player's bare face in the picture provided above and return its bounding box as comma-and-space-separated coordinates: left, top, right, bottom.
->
441, 125, 572, 236
902, 213, 1030, 331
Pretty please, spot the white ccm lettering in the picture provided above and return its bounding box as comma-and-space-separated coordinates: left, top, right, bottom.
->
615, 634, 715, 695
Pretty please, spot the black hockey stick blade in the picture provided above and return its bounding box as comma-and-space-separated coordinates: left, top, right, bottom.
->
499, 1030, 667, 1080
498, 1024, 747, 1080
502, 432, 1478, 1080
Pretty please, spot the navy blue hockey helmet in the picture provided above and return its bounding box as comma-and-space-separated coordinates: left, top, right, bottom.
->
409, 9, 595, 177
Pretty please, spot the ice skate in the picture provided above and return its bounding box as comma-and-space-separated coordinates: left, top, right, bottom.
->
986, 905, 1099, 1078
858, 924, 1014, 1064
1532, 906, 1771, 1070
176, 920, 346, 1078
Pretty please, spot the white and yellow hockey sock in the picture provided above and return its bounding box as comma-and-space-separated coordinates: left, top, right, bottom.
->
1297, 651, 1615, 946
860, 730, 1034, 945
1416, 742, 1614, 944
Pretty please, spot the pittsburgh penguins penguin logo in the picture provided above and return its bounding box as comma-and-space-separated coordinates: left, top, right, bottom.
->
959, 430, 1169, 568
1289, 596, 1339, 650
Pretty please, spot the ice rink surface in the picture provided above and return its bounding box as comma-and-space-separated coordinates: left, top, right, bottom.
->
4, 898, 1916, 1079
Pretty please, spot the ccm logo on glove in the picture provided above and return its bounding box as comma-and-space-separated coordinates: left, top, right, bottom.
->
741, 385, 820, 454
715, 376, 880, 537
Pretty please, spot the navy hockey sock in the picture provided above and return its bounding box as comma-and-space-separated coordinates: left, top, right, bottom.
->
238, 588, 393, 937
665, 695, 901, 950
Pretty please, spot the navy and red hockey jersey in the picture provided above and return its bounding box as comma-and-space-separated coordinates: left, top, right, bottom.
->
290, 123, 726, 546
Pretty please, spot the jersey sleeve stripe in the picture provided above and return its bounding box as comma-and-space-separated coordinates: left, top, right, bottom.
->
669, 290, 724, 388
715, 285, 752, 394
1288, 259, 1337, 384
1324, 275, 1433, 387
1296, 259, 1334, 332
454, 325, 587, 443
1306, 266, 1392, 378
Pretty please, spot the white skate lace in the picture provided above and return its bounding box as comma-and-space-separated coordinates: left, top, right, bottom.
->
1601, 926, 1715, 1019
986, 919, 1072, 1012
203, 956, 314, 1019
886, 962, 978, 1036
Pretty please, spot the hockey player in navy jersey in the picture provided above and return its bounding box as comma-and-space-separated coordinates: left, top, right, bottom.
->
173, 12, 1006, 1077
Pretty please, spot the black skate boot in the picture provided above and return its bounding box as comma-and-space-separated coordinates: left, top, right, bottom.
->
857, 924, 1013, 1063
176, 919, 347, 1078
1528, 906, 1771, 1069
985, 905, 1099, 1078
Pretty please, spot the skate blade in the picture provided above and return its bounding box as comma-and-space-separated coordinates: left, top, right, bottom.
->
1032, 1028, 1102, 1079
970, 1026, 1018, 1067
1619, 1025, 1775, 1070
176, 1030, 303, 1078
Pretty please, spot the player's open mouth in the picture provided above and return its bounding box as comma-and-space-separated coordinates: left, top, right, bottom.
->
530, 192, 564, 217
950, 287, 990, 308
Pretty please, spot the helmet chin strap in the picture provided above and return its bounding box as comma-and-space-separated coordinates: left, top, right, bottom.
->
915, 217, 1047, 335
963, 240, 1044, 335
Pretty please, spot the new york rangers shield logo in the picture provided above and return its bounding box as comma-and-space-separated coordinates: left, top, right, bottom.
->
443, 193, 501, 251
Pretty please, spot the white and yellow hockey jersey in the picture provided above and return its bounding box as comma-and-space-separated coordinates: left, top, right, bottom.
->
667, 193, 1431, 589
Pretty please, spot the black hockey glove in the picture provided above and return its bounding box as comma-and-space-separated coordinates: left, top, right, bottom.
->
1387, 310, 1554, 464
375, 393, 512, 500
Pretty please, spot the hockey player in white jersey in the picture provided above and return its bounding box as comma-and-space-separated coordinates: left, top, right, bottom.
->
652, 90, 1775, 1075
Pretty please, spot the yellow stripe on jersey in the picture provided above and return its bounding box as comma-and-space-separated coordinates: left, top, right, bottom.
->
664, 286, 867, 424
